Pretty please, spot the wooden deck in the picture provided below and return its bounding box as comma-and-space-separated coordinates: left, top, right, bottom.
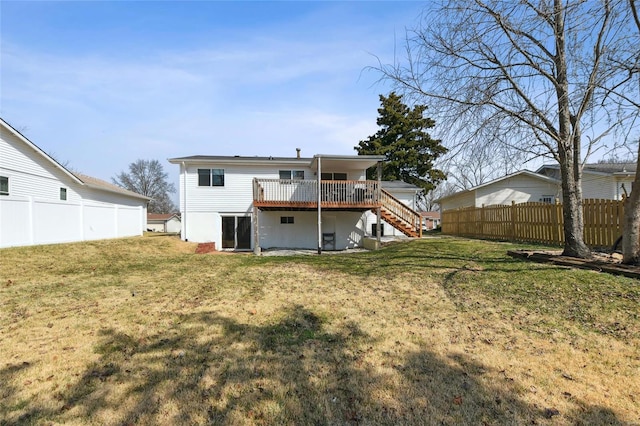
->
253, 179, 380, 210
252, 178, 422, 237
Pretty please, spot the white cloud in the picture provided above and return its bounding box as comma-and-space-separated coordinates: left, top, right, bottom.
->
0, 2, 417, 184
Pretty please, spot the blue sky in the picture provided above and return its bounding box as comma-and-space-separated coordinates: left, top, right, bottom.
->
1, 1, 426, 188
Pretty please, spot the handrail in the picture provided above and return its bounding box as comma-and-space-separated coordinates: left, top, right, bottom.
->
380, 188, 422, 237
253, 179, 380, 206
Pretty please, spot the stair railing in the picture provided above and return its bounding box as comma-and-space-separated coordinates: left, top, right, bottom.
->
380, 189, 422, 237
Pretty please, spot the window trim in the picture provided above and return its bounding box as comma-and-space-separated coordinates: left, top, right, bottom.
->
197, 168, 225, 187
321, 172, 347, 181
212, 168, 224, 186
280, 216, 294, 224
279, 170, 305, 180
0, 176, 8, 196
60, 187, 67, 201
197, 168, 211, 186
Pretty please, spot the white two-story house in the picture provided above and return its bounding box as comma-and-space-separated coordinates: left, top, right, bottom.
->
168, 153, 423, 253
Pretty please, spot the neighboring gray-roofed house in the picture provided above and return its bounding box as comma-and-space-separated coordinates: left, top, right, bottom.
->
438, 163, 636, 211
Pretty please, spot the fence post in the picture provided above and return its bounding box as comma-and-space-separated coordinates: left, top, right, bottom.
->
510, 201, 516, 241
551, 198, 560, 245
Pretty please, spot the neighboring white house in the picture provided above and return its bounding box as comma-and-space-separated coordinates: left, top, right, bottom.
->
147, 213, 181, 233
168, 153, 423, 252
437, 164, 636, 211
0, 118, 150, 248
537, 163, 636, 200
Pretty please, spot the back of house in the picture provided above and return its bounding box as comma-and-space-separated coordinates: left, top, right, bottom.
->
168, 153, 423, 252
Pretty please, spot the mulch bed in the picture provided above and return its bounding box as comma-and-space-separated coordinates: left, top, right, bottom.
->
507, 250, 640, 279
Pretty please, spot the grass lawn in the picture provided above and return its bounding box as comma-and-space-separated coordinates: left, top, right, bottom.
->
1, 235, 638, 425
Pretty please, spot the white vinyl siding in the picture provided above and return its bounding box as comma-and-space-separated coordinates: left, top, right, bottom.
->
439, 191, 477, 211
181, 164, 314, 213
475, 175, 560, 207
1, 122, 148, 248
581, 174, 625, 200
0, 127, 83, 202
258, 211, 365, 250
175, 160, 375, 247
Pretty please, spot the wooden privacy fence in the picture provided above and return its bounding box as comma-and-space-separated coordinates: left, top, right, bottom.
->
441, 199, 625, 248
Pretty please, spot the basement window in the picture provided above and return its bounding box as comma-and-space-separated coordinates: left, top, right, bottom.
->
60, 187, 67, 200
371, 223, 384, 237
280, 216, 294, 224
0, 176, 8, 195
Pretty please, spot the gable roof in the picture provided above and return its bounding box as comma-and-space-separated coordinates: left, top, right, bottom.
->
537, 162, 636, 177
584, 162, 636, 174
168, 155, 313, 164
1, 117, 150, 201
436, 170, 561, 203
73, 172, 151, 200
381, 180, 422, 191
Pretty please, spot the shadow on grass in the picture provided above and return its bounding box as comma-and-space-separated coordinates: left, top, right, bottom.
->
254, 239, 566, 283
0, 361, 33, 421
5, 305, 626, 425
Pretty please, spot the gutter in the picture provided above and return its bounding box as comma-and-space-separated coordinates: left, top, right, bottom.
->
182, 161, 188, 241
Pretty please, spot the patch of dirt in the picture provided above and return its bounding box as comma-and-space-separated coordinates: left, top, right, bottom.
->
508, 250, 640, 279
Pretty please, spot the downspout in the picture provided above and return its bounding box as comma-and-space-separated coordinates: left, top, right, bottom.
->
253, 178, 260, 255
182, 161, 188, 241
376, 161, 381, 245
317, 156, 322, 255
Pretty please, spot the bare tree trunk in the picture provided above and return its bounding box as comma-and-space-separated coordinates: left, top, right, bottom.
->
554, 0, 591, 258
558, 145, 591, 258
622, 142, 640, 264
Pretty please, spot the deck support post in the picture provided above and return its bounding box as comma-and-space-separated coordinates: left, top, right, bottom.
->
317, 156, 322, 255
253, 205, 260, 255
376, 161, 382, 245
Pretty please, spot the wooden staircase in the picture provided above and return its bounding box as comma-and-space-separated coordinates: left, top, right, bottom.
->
373, 189, 422, 238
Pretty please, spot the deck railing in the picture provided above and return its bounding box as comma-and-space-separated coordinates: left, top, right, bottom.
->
253, 179, 380, 207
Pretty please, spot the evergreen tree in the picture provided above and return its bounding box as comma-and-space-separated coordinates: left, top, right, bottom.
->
355, 92, 447, 194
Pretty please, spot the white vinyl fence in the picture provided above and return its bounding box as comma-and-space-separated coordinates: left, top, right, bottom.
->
0, 196, 144, 248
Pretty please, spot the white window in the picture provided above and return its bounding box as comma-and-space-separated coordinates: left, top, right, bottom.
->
0, 176, 8, 196
60, 187, 67, 200
321, 172, 347, 180
279, 170, 304, 180
540, 195, 553, 204
198, 169, 224, 187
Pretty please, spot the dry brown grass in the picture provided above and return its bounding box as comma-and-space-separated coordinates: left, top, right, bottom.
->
1, 235, 638, 425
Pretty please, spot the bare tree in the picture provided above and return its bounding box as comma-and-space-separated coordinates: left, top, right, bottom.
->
113, 159, 176, 214
620, 0, 640, 264
424, 181, 458, 211
374, 0, 639, 259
